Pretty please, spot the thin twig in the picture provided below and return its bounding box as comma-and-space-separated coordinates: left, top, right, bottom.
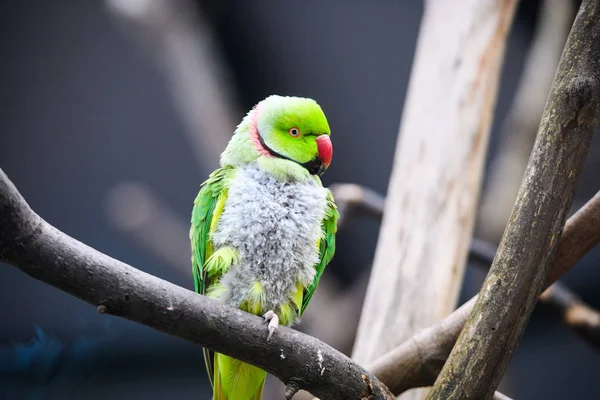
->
540, 282, 600, 350
0, 169, 393, 400
428, 0, 600, 395
368, 190, 600, 395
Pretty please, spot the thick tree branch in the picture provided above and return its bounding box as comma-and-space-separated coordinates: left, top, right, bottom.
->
353, 5, 518, 400
0, 169, 393, 400
428, 1, 600, 397
328, 184, 600, 353
470, 238, 600, 349
368, 190, 600, 394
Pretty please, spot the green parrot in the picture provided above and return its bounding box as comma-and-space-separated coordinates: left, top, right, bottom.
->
190, 95, 338, 400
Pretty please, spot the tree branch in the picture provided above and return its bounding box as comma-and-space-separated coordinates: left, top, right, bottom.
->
470, 238, 600, 349
329, 183, 385, 229
540, 281, 600, 350
0, 169, 393, 400
368, 190, 600, 394
352, 10, 518, 400
329, 183, 600, 355
428, 0, 600, 396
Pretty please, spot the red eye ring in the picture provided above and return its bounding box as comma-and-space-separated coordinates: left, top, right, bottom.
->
288, 127, 301, 137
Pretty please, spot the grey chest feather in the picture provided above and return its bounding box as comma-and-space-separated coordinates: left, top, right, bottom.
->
211, 164, 328, 313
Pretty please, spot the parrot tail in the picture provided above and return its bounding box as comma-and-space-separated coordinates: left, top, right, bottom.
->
212, 352, 266, 400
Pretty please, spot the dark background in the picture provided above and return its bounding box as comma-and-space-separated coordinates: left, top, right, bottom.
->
1, 1, 599, 399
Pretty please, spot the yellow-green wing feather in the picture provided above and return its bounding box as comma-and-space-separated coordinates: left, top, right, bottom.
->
190, 166, 235, 387
301, 190, 338, 315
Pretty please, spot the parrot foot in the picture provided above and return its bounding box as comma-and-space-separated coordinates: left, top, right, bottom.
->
263, 310, 279, 341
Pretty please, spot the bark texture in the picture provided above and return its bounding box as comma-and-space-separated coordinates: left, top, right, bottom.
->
352, 8, 518, 397
428, 1, 600, 398
0, 169, 393, 400
369, 190, 600, 394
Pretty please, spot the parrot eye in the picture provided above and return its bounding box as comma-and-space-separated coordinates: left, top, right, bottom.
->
288, 127, 301, 137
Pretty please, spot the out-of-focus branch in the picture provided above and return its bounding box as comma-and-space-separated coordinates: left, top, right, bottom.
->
540, 282, 600, 349
428, 0, 600, 395
301, 271, 369, 354
106, 0, 239, 169
477, 0, 576, 242
492, 392, 514, 400
329, 183, 385, 229
352, 7, 517, 400
320, 183, 600, 354
0, 168, 393, 400
104, 182, 191, 275
368, 190, 600, 395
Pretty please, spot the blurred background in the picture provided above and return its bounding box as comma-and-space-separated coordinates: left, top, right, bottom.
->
1, 0, 599, 399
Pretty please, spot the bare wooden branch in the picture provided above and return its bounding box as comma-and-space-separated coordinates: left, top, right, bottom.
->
0, 169, 393, 400
540, 282, 600, 350
470, 237, 600, 349
545, 192, 600, 286
368, 190, 600, 394
428, 1, 600, 397
353, 9, 518, 396
328, 182, 600, 355
477, 0, 576, 242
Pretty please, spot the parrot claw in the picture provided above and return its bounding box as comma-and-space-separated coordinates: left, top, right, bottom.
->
263, 310, 279, 341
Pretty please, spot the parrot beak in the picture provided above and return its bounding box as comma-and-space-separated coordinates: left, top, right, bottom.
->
315, 134, 332, 175
301, 135, 332, 175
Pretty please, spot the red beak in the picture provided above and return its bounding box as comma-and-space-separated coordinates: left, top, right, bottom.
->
316, 135, 333, 169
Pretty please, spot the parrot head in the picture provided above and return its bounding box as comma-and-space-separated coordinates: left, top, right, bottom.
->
221, 95, 332, 179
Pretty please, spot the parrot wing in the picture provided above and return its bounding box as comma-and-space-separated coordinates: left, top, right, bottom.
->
190, 166, 235, 387
301, 189, 339, 315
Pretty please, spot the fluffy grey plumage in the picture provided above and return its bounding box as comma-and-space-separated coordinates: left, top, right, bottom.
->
211, 164, 327, 322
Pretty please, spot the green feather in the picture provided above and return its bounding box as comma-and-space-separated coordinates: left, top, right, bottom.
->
190, 95, 338, 399
214, 354, 266, 400
190, 166, 235, 294
301, 189, 339, 315
190, 166, 235, 388
191, 166, 270, 400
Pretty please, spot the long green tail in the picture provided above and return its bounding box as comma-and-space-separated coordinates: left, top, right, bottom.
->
212, 352, 266, 400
